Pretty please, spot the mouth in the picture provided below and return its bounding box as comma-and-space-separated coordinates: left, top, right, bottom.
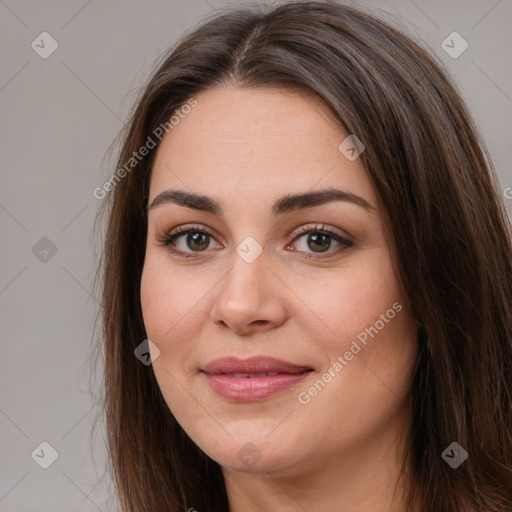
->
200, 356, 314, 402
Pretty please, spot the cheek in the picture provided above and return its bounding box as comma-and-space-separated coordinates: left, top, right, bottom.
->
140, 265, 170, 340
140, 258, 200, 341
296, 249, 404, 354
296, 253, 417, 422
140, 261, 203, 412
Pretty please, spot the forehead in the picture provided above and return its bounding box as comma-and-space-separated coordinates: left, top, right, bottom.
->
149, 85, 377, 211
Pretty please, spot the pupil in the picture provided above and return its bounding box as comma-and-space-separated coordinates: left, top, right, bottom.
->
188, 232, 208, 251
309, 233, 330, 252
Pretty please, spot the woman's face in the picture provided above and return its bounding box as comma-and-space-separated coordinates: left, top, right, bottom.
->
140, 85, 418, 476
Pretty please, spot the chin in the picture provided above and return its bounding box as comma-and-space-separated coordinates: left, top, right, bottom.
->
195, 430, 299, 473
217, 445, 295, 475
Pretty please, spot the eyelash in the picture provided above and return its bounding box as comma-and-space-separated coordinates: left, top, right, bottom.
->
156, 223, 354, 260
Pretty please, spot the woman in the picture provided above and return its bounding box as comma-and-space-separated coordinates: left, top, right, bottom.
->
94, 1, 512, 510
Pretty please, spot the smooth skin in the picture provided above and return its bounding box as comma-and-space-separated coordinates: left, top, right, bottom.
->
140, 85, 419, 512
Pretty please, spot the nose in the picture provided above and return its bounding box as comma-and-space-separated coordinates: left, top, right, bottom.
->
210, 250, 288, 336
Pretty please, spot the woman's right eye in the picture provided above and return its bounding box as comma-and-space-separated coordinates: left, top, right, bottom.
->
158, 227, 222, 259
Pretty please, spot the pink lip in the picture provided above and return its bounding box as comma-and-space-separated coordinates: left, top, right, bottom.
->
201, 356, 313, 402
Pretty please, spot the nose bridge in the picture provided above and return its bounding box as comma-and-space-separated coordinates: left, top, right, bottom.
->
210, 239, 287, 333
221, 241, 268, 306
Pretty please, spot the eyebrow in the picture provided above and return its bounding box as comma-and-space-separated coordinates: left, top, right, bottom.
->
147, 188, 374, 215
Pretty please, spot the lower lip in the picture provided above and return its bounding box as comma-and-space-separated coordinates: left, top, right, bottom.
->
203, 372, 311, 401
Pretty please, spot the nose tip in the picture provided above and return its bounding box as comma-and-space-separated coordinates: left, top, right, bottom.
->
210, 260, 288, 335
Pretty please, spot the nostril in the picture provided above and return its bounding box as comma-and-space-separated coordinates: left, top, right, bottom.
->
250, 320, 268, 326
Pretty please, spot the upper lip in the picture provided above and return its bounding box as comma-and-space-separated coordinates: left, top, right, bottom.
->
201, 356, 313, 375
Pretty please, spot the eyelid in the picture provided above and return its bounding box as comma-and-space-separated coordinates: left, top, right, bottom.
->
288, 223, 353, 243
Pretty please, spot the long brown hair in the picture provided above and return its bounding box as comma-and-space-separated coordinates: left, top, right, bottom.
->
92, 1, 512, 510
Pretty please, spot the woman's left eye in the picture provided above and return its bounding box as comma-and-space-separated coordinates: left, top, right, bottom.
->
157, 223, 354, 259
289, 226, 354, 257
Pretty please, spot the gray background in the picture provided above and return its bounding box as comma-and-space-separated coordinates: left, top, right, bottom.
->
1, 0, 511, 510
